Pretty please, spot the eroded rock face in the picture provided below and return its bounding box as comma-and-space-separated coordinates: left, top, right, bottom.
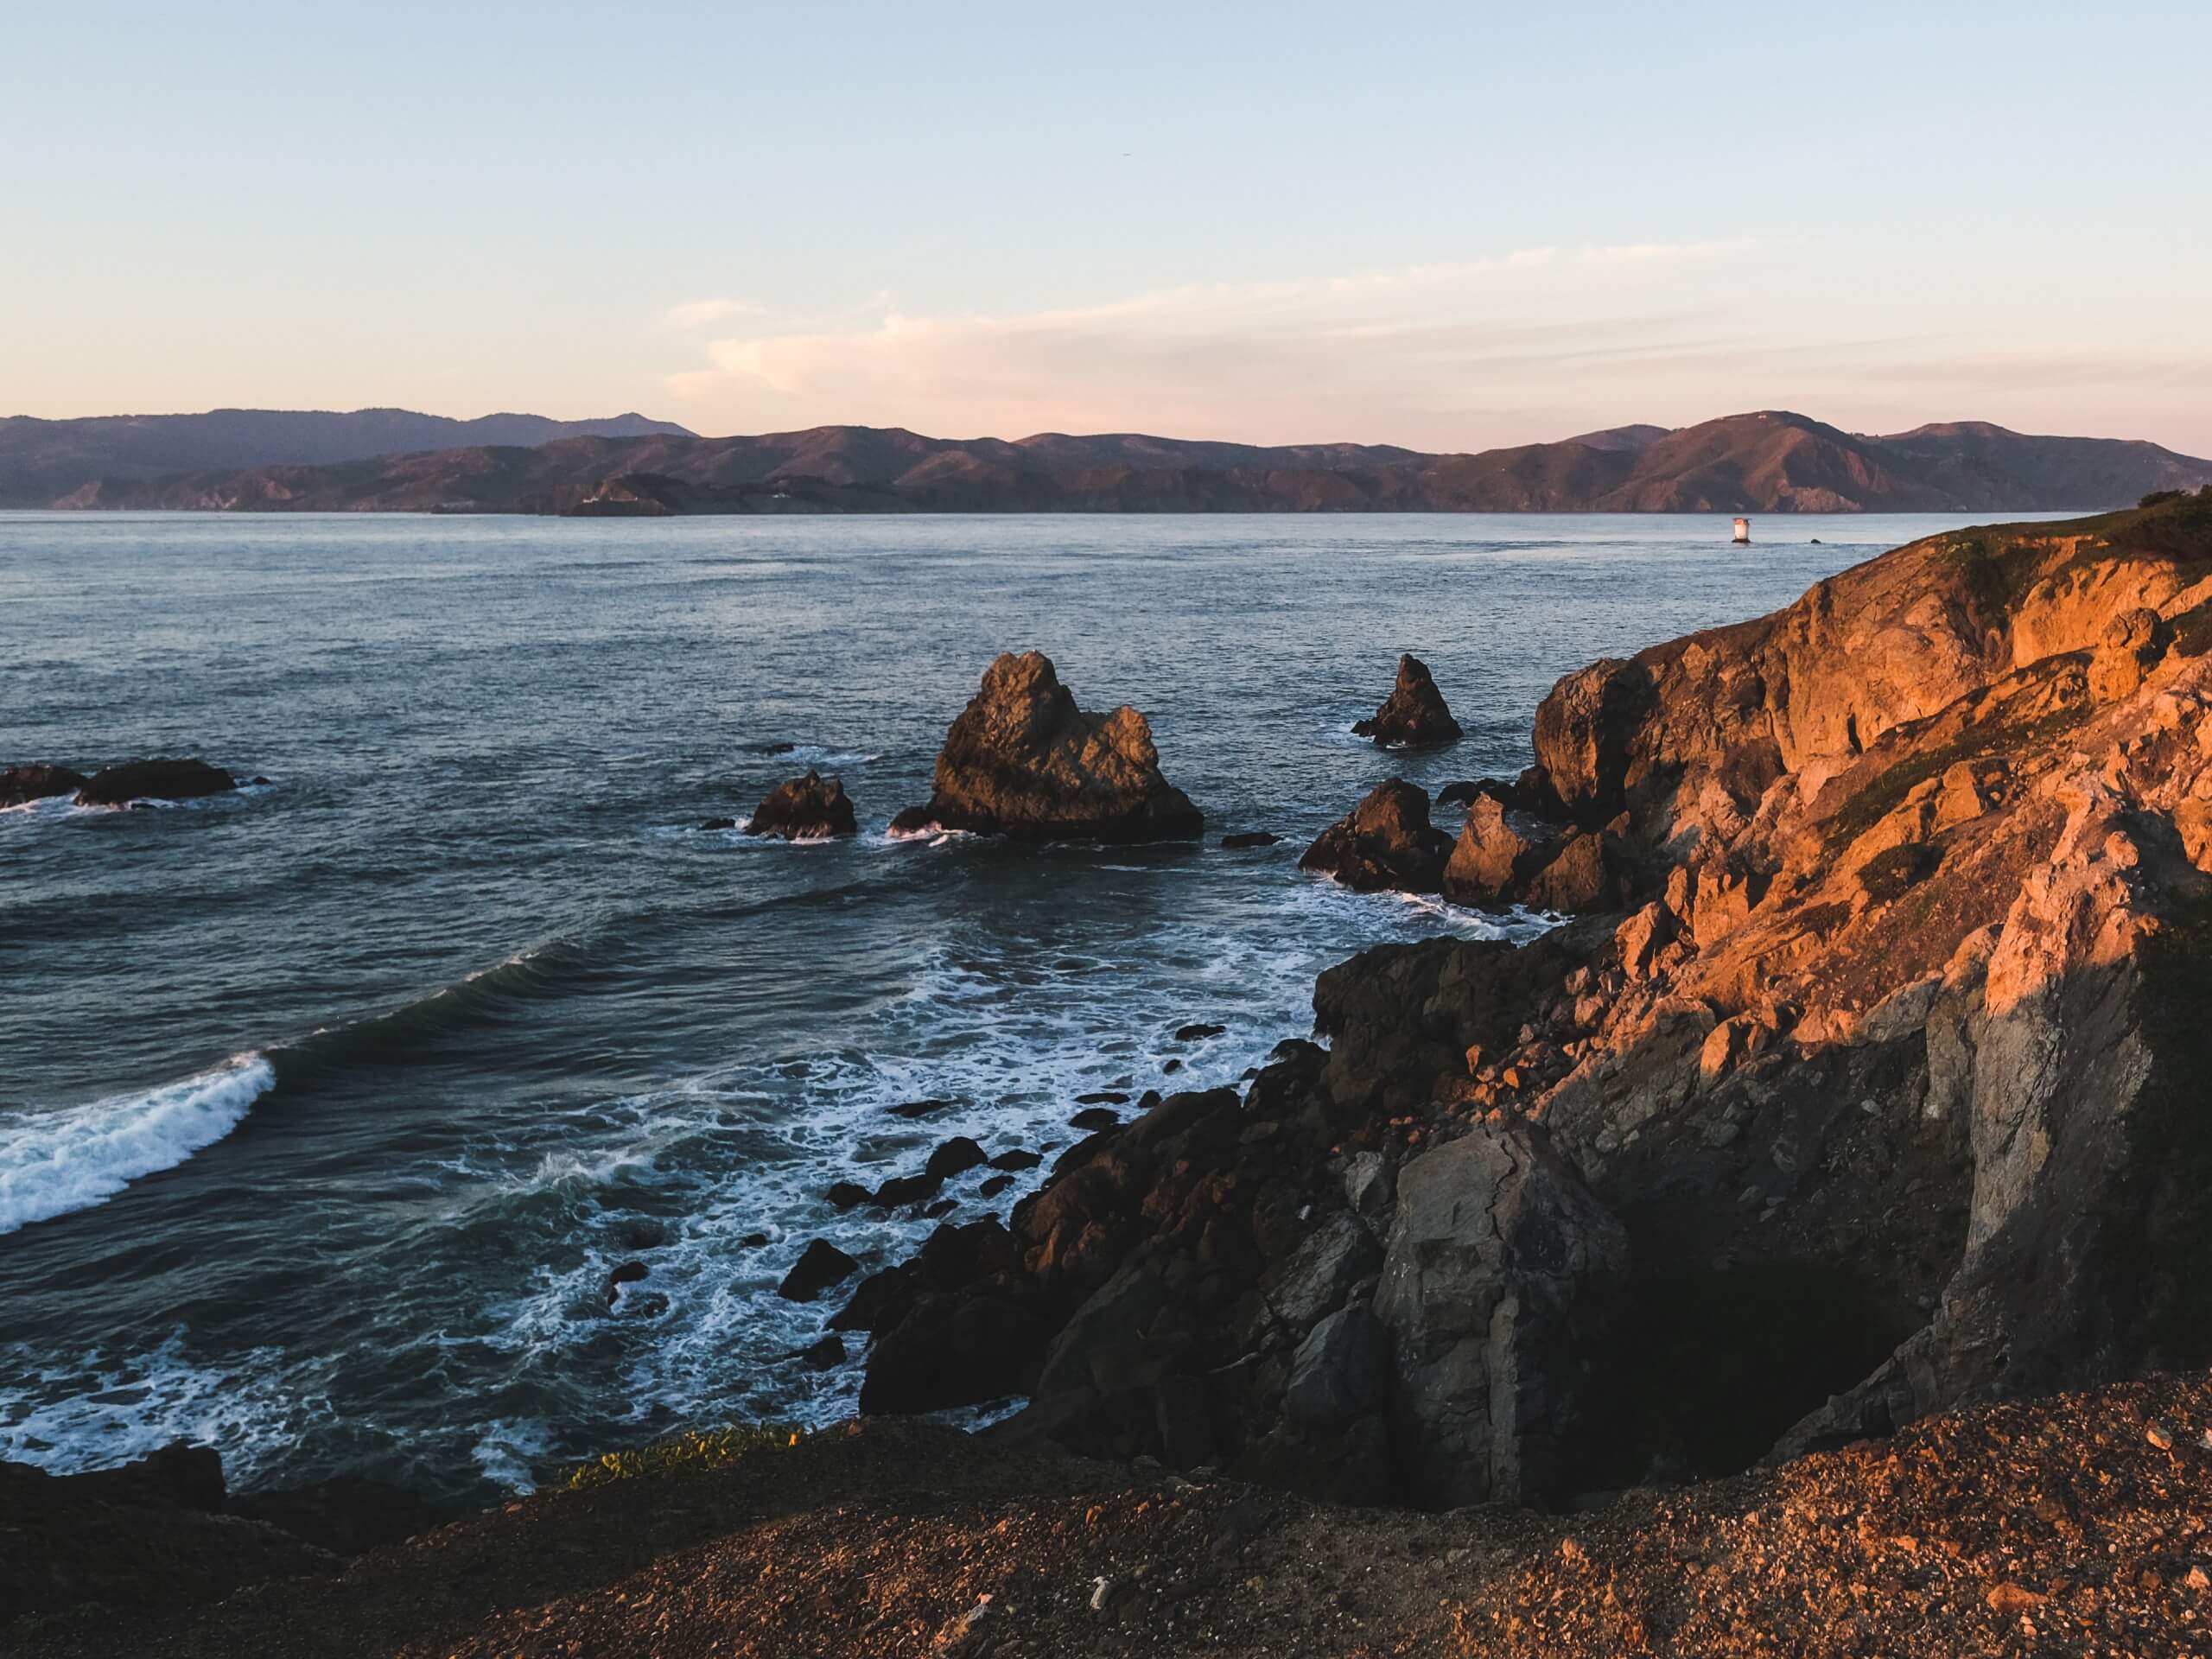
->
73, 757, 235, 807
1, 763, 86, 808
1352, 653, 1462, 748
893, 652, 1202, 842
852, 488, 2212, 1508
1299, 779, 1452, 893
747, 771, 857, 839
1375, 1124, 1628, 1507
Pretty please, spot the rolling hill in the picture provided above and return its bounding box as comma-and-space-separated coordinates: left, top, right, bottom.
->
9, 410, 2207, 515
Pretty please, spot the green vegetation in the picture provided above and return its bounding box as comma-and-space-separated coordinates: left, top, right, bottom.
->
563, 1423, 803, 1491
1942, 531, 2042, 626
1823, 696, 2085, 851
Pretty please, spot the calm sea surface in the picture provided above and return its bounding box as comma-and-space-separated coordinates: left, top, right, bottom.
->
0, 510, 2029, 1498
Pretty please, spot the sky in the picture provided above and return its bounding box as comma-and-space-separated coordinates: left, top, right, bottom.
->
5, 1, 2209, 454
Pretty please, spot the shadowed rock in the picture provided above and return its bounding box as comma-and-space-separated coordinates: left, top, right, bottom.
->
73, 758, 235, 807
890, 652, 1202, 842
1, 763, 86, 808
1352, 653, 1462, 748
1299, 779, 1452, 893
746, 771, 856, 839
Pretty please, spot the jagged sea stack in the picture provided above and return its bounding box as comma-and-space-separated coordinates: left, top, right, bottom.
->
1352, 653, 1462, 748
890, 651, 1203, 842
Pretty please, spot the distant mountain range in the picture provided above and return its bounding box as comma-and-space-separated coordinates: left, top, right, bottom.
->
6, 407, 2207, 515
0, 408, 692, 506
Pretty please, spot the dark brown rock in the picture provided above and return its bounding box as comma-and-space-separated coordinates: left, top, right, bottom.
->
1, 763, 86, 808
746, 771, 856, 839
1352, 653, 1462, 748
893, 652, 1202, 842
1298, 779, 1452, 893
777, 1240, 859, 1302
73, 757, 235, 807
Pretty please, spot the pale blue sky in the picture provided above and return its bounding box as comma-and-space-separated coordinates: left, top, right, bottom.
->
6, 2, 2208, 451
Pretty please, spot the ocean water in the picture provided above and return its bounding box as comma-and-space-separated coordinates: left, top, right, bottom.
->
0, 509, 2024, 1499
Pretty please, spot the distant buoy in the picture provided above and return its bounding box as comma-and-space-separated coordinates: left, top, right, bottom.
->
1732, 517, 1751, 543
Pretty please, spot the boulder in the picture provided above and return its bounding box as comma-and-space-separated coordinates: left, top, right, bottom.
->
1373, 1122, 1629, 1507
893, 652, 1203, 842
73, 757, 236, 807
925, 1136, 988, 1179
1221, 831, 1280, 849
1352, 653, 1463, 749
860, 1289, 1048, 1412
746, 770, 856, 839
1, 763, 86, 808
1299, 779, 1452, 893
777, 1239, 859, 1302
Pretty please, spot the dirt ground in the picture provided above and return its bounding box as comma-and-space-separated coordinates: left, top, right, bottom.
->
11, 1369, 2212, 1659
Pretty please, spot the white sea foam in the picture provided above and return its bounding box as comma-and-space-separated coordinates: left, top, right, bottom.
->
0, 1054, 274, 1236
0, 1332, 325, 1484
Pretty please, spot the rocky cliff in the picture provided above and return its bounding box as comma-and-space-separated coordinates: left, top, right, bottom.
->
846, 486, 2212, 1510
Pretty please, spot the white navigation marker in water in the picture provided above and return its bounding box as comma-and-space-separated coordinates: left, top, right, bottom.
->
1732, 517, 1751, 543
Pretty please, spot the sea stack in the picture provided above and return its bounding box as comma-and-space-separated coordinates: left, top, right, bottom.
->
746, 771, 857, 839
1351, 654, 1462, 748
890, 651, 1203, 842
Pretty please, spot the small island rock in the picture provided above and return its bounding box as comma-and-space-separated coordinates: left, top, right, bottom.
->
747, 771, 856, 840
1352, 654, 1462, 749
73, 757, 236, 808
893, 652, 1202, 842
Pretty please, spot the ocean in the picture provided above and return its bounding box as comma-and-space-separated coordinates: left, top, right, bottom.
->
0, 508, 2024, 1500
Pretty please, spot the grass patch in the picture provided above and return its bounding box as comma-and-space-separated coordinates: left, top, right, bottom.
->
1824, 696, 2087, 851
564, 1423, 803, 1491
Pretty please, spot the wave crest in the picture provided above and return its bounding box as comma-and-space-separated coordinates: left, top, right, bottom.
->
0, 1054, 274, 1236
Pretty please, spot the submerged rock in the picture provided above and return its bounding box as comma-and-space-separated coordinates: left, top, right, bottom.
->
73, 757, 235, 807
746, 771, 856, 840
1, 763, 86, 808
1299, 779, 1452, 893
1220, 830, 1280, 849
1352, 653, 1463, 748
893, 652, 1203, 842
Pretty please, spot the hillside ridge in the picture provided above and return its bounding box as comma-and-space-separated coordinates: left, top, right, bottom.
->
12, 409, 2208, 514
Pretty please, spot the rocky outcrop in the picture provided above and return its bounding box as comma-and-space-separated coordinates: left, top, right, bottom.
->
890, 652, 1203, 842
2, 763, 86, 808
0, 1444, 449, 1624
1299, 779, 1452, 893
852, 487, 2212, 1510
745, 771, 856, 839
73, 758, 235, 807
1353, 654, 1462, 748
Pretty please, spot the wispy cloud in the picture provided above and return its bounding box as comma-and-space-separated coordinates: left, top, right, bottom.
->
664, 297, 760, 330
663, 241, 1772, 446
